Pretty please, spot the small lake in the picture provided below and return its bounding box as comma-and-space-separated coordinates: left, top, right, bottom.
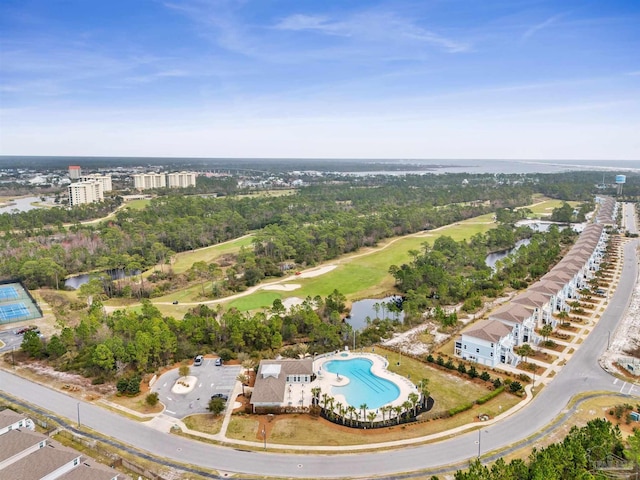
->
515, 220, 585, 232
64, 268, 141, 289
346, 296, 404, 331
0, 196, 55, 214
485, 238, 531, 269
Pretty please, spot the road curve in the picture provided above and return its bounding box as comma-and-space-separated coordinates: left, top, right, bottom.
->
1, 239, 639, 479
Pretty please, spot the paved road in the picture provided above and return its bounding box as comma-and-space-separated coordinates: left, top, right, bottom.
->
0, 240, 639, 479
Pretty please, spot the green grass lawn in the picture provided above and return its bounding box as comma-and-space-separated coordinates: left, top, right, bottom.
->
376, 346, 493, 413
171, 236, 254, 274
123, 199, 150, 210
525, 199, 580, 218
227, 290, 283, 311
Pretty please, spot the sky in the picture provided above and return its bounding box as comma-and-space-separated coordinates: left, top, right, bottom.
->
1, 0, 639, 160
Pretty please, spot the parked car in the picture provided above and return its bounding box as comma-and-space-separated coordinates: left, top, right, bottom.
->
194, 355, 204, 366
14, 325, 38, 335
211, 393, 228, 401
172, 300, 179, 304
214, 357, 223, 366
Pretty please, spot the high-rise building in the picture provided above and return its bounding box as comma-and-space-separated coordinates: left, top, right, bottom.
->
166, 171, 197, 188
68, 165, 82, 179
133, 173, 166, 190
80, 174, 112, 191
68, 180, 104, 206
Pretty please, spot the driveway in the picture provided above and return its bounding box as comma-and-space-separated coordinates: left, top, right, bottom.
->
152, 360, 242, 418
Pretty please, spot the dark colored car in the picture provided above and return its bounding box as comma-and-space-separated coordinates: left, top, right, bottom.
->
172, 300, 179, 304
211, 393, 228, 401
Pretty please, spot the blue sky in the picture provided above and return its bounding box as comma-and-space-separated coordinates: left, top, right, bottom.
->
1, 0, 639, 159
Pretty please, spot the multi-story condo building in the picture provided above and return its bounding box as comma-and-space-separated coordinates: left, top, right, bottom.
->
68, 180, 104, 206
68, 165, 82, 179
80, 174, 112, 192
166, 171, 197, 188
133, 173, 166, 190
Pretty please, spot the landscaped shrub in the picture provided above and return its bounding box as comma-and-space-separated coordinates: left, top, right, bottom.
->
509, 381, 523, 393
436, 355, 444, 366
493, 378, 502, 388
476, 385, 505, 405
218, 348, 235, 361
457, 363, 467, 374
448, 402, 474, 416
116, 375, 141, 396
480, 371, 491, 382
468, 365, 478, 379
145, 392, 159, 406
426, 354, 434, 363
445, 359, 455, 370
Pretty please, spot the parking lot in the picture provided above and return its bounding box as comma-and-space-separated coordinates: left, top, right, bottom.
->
151, 358, 242, 419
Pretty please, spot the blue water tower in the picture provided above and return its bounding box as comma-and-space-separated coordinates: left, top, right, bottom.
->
615, 175, 626, 195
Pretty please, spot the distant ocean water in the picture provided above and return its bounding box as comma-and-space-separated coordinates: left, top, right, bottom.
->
0, 156, 638, 175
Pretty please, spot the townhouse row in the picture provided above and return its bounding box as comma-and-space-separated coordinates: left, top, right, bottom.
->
455, 199, 617, 368
0, 409, 130, 480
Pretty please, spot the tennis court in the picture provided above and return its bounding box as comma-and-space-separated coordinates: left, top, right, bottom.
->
0, 281, 42, 325
0, 303, 30, 321
0, 285, 19, 300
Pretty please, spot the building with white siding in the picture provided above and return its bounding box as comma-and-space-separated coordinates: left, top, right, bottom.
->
166, 171, 197, 188
68, 165, 81, 179
132, 173, 166, 190
80, 174, 112, 192
68, 180, 104, 206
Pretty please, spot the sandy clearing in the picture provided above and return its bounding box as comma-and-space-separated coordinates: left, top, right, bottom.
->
283, 297, 305, 310
298, 265, 336, 278
262, 284, 301, 292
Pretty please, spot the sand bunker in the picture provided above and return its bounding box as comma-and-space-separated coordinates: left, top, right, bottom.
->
283, 297, 305, 309
263, 284, 301, 291
298, 265, 336, 278
171, 376, 197, 394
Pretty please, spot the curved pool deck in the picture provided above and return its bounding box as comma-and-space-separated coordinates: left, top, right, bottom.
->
313, 351, 418, 421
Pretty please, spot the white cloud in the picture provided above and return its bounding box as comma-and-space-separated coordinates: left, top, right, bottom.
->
522, 13, 565, 41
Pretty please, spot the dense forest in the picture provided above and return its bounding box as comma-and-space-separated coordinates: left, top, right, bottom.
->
392, 225, 578, 320
1, 175, 535, 290
444, 418, 640, 480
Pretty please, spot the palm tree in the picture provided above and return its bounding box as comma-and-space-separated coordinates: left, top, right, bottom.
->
338, 405, 347, 425
321, 393, 329, 410
380, 405, 388, 425
403, 401, 412, 419
373, 302, 381, 319
327, 397, 335, 418
408, 392, 420, 416
311, 387, 321, 406
515, 343, 534, 364
419, 378, 430, 408
394, 405, 403, 424
367, 411, 377, 428
236, 373, 249, 396
360, 403, 368, 422
540, 323, 553, 342
335, 401, 343, 423
347, 406, 356, 427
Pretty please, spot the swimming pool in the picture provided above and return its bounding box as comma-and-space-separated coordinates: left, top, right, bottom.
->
323, 358, 400, 409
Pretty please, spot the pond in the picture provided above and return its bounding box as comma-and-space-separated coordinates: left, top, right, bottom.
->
485, 238, 531, 269
346, 296, 404, 331
64, 268, 141, 289
0, 196, 56, 214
